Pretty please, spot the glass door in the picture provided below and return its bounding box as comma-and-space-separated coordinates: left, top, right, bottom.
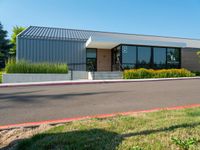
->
86, 48, 97, 71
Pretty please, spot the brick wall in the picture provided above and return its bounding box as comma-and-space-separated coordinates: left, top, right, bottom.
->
181, 48, 200, 71
97, 49, 111, 71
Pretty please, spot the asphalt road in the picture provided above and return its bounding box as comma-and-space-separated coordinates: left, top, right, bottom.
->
0, 79, 200, 126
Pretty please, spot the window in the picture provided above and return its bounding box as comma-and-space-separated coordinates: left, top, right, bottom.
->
153, 47, 166, 69
111, 45, 181, 70
112, 46, 121, 71
167, 48, 180, 68
122, 45, 137, 69
138, 46, 151, 68
86, 49, 96, 71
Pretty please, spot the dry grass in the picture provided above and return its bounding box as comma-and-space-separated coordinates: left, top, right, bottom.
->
6, 107, 200, 150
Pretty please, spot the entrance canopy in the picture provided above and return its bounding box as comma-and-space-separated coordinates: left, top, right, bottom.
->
86, 33, 192, 49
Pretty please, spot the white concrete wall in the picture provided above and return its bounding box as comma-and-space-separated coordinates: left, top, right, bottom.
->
2, 71, 88, 83
2, 71, 123, 83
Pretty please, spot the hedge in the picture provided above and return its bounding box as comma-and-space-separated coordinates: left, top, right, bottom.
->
5, 60, 68, 74
123, 68, 195, 79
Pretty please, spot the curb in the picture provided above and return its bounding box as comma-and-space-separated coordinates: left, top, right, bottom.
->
0, 77, 200, 88
0, 104, 200, 130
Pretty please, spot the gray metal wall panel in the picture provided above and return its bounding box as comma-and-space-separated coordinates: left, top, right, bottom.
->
17, 37, 86, 71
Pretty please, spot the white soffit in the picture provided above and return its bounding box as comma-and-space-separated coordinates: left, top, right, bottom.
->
86, 33, 200, 49
86, 35, 187, 49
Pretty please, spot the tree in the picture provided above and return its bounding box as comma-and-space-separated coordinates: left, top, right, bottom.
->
0, 22, 11, 68
197, 51, 200, 57
9, 26, 25, 57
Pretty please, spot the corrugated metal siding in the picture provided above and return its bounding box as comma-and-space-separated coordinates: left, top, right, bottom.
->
17, 37, 86, 71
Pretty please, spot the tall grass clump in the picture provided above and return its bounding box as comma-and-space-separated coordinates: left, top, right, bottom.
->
5, 60, 68, 74
123, 68, 195, 79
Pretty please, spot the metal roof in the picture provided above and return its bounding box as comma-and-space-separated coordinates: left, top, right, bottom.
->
18, 26, 200, 48
18, 26, 98, 41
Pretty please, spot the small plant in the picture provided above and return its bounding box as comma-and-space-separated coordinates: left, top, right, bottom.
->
171, 137, 199, 150
130, 146, 143, 150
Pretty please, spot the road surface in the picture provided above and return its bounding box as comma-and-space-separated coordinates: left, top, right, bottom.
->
0, 79, 200, 125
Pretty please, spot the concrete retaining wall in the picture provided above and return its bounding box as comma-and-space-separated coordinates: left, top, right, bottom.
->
2, 71, 88, 83
2, 71, 123, 83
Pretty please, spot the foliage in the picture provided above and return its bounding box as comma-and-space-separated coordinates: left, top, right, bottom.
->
5, 60, 68, 74
16, 107, 200, 150
0, 22, 12, 68
171, 137, 199, 150
9, 26, 25, 57
192, 71, 200, 76
197, 51, 200, 57
123, 68, 195, 79
0, 70, 2, 83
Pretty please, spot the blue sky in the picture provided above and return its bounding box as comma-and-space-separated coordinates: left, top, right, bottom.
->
0, 0, 200, 39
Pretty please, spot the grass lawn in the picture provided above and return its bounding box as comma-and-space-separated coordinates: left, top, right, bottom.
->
16, 107, 200, 150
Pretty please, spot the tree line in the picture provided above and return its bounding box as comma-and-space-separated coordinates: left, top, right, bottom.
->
0, 22, 25, 69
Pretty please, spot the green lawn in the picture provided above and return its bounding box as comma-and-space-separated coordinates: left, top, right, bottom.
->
16, 107, 200, 150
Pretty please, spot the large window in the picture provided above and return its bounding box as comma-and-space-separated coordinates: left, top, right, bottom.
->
122, 45, 137, 69
137, 46, 152, 68
86, 49, 97, 71
167, 48, 180, 68
153, 47, 166, 69
111, 45, 181, 70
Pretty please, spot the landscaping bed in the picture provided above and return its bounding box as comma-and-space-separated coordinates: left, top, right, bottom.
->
1, 107, 200, 150
123, 68, 195, 79
5, 60, 68, 74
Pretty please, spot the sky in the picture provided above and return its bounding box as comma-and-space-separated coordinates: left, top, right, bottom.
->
0, 0, 200, 39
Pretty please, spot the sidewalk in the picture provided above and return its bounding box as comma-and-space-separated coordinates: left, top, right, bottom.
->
0, 77, 200, 88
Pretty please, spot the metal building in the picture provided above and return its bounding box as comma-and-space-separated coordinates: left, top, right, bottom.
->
17, 26, 200, 71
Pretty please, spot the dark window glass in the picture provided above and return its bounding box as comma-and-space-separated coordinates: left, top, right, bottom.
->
138, 46, 151, 68
86, 49, 96, 71
153, 47, 166, 69
86, 49, 96, 58
122, 45, 137, 69
167, 48, 180, 68
112, 46, 121, 71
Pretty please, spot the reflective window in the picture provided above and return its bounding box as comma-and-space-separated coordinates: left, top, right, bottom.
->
138, 46, 151, 68
122, 45, 137, 69
112, 46, 121, 71
86, 49, 96, 71
153, 47, 166, 69
86, 49, 96, 58
167, 48, 180, 68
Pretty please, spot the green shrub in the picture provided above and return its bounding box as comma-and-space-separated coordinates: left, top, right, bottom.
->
192, 71, 200, 76
5, 60, 68, 74
0, 71, 2, 83
123, 68, 195, 79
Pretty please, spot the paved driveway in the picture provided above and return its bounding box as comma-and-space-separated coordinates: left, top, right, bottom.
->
0, 79, 200, 126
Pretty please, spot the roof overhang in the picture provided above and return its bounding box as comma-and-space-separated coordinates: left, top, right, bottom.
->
86, 35, 187, 49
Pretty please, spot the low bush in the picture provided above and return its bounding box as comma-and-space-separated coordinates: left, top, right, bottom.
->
192, 71, 200, 76
5, 60, 68, 74
123, 68, 195, 79
0, 71, 2, 83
